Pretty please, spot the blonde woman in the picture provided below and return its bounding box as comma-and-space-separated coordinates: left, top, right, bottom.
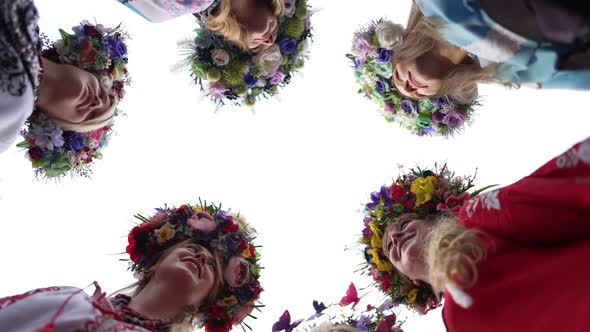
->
360, 137, 590, 332
0, 201, 263, 332
390, 0, 590, 101
7, 18, 131, 178
117, 0, 284, 52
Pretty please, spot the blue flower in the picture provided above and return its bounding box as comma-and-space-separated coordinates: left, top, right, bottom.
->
108, 37, 127, 59
278, 38, 297, 55
376, 48, 392, 63
64, 132, 86, 151
353, 58, 362, 70
375, 77, 390, 92
244, 72, 259, 88
194, 30, 214, 49
400, 99, 417, 115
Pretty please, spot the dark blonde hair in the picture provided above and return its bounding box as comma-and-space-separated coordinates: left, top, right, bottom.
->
114, 240, 225, 332
206, 0, 284, 51
394, 2, 500, 103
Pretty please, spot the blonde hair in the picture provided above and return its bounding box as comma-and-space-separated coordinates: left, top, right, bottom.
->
425, 215, 486, 294
394, 2, 500, 103
206, 0, 284, 51
113, 240, 225, 332
51, 98, 118, 133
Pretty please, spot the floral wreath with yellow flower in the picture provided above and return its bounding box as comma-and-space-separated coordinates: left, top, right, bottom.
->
126, 199, 262, 332
360, 164, 489, 312
346, 19, 478, 137
17, 21, 130, 178
181, 0, 312, 107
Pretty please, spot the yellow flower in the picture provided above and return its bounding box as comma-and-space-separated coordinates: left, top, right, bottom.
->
191, 205, 207, 212
155, 224, 176, 244
406, 288, 419, 304
112, 67, 124, 81
369, 221, 384, 247
371, 248, 393, 271
410, 176, 439, 206
219, 295, 238, 307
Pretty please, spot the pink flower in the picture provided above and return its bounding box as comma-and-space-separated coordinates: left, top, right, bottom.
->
189, 211, 217, 233
375, 314, 400, 332
355, 36, 374, 59
223, 256, 251, 288
436, 192, 470, 213
269, 68, 286, 85
208, 82, 227, 100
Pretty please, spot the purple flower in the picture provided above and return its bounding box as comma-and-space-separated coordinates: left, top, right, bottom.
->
269, 68, 286, 85
108, 37, 127, 59
432, 96, 451, 107
278, 38, 297, 55
442, 111, 466, 129
375, 77, 391, 92
400, 99, 417, 115
209, 82, 227, 99
244, 72, 259, 88
64, 132, 86, 151
376, 48, 392, 63
355, 36, 374, 59
432, 111, 445, 123
353, 58, 362, 70
305, 16, 311, 30
385, 103, 396, 113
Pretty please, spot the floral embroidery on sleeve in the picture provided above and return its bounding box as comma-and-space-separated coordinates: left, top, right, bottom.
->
556, 138, 590, 169
465, 190, 501, 218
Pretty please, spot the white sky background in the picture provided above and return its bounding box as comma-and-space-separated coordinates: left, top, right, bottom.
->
0, 0, 589, 331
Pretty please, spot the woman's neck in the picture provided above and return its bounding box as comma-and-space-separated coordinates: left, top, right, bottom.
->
127, 281, 185, 321
437, 43, 468, 65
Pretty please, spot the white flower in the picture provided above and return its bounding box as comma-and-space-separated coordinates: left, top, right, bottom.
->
297, 38, 310, 57
252, 44, 284, 77
283, 0, 296, 17
211, 49, 230, 66
375, 21, 404, 50
256, 77, 267, 87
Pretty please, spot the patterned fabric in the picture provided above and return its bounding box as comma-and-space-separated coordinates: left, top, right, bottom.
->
0, 0, 42, 153
443, 137, 590, 332
415, 0, 590, 90
0, 283, 166, 332
117, 0, 218, 22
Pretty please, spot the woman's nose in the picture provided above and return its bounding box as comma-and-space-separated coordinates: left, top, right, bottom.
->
195, 252, 209, 265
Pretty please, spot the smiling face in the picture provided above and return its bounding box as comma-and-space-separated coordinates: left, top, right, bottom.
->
153, 242, 218, 307
382, 216, 434, 282
37, 59, 114, 125
229, 0, 279, 53
391, 52, 451, 100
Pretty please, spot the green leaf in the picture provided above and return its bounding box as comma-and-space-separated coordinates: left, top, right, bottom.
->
471, 184, 499, 197
16, 141, 30, 149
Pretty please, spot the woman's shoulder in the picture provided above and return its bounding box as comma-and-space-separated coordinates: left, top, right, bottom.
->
0, 0, 42, 98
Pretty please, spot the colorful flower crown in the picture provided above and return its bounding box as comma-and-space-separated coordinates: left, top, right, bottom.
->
346, 19, 477, 137
17, 112, 115, 178
17, 21, 130, 178
126, 199, 262, 332
182, 0, 312, 107
360, 164, 487, 311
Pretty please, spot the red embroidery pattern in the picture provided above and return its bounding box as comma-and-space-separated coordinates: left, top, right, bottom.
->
0, 286, 62, 310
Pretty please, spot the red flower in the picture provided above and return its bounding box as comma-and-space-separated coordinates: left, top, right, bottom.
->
176, 204, 192, 216
389, 184, 405, 201
126, 235, 140, 262
221, 221, 239, 233
381, 273, 391, 291
79, 45, 97, 64
249, 245, 256, 258
436, 193, 470, 213
83, 24, 99, 37
28, 146, 44, 160
375, 314, 399, 332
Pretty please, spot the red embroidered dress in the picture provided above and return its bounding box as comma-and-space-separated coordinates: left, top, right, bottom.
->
0, 282, 171, 332
444, 138, 590, 332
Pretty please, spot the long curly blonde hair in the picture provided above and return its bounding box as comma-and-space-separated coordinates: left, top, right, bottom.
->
206, 0, 284, 51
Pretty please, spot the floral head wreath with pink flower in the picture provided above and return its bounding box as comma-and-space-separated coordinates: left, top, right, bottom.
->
359, 164, 491, 312
346, 19, 479, 137
17, 20, 130, 178
125, 199, 263, 332
180, 0, 312, 108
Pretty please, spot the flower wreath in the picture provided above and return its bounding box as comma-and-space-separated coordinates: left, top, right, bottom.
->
360, 164, 490, 312
17, 21, 130, 178
346, 19, 478, 137
183, 0, 312, 107
126, 199, 263, 332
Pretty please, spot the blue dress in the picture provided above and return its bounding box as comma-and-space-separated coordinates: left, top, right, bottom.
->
117, 0, 219, 22
415, 0, 590, 90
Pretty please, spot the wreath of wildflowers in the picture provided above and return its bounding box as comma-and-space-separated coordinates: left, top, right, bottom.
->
346, 19, 478, 137
125, 199, 263, 332
17, 21, 130, 178
181, 0, 312, 107
360, 164, 490, 312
